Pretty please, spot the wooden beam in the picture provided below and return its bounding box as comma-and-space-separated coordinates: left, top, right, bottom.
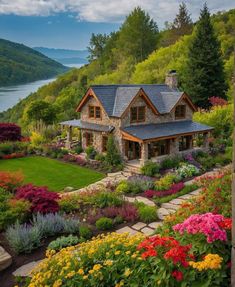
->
120, 130, 143, 143
170, 92, 197, 113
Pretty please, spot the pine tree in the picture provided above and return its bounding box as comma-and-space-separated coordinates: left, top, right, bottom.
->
184, 4, 227, 108
173, 2, 192, 31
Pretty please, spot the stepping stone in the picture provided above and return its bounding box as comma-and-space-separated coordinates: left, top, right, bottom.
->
189, 188, 202, 195
116, 226, 139, 235
0, 246, 12, 271
169, 198, 186, 205
161, 203, 180, 210
157, 207, 170, 220
178, 194, 193, 200
13, 260, 43, 277
141, 227, 154, 236
123, 196, 137, 203
167, 209, 176, 214
135, 196, 155, 207
184, 179, 195, 186
132, 222, 147, 230
148, 222, 163, 229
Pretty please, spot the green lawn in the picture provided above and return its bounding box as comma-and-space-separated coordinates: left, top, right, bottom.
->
0, 156, 105, 191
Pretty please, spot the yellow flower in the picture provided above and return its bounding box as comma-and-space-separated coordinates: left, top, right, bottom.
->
124, 268, 132, 277
66, 271, 75, 278
89, 269, 95, 274
78, 268, 84, 275
115, 280, 124, 287
189, 254, 223, 271
83, 275, 88, 280
53, 279, 62, 287
104, 259, 113, 266
115, 250, 121, 255
125, 251, 131, 255
93, 264, 102, 271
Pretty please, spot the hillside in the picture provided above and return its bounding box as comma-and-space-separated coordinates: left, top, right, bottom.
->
33, 47, 89, 65
0, 39, 68, 86
0, 8, 234, 126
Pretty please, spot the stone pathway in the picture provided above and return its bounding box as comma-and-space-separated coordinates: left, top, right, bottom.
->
13, 260, 43, 277
0, 246, 12, 271
116, 221, 163, 236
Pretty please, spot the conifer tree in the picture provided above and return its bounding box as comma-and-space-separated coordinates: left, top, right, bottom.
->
173, 2, 192, 33
184, 4, 227, 108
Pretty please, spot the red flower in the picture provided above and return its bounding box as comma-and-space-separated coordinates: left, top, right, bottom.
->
218, 218, 232, 230
142, 249, 157, 259
172, 270, 183, 282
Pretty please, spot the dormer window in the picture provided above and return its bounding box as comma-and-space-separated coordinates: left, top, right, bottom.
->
175, 105, 186, 119
130, 106, 145, 123
89, 106, 101, 119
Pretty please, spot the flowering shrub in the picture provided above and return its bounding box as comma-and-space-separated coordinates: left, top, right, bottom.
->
2, 152, 25, 159
144, 182, 185, 198
155, 173, 179, 190
209, 96, 228, 107
16, 184, 59, 213
0, 123, 21, 142
173, 213, 229, 243
189, 254, 223, 271
176, 163, 200, 178
0, 171, 24, 192
184, 153, 201, 169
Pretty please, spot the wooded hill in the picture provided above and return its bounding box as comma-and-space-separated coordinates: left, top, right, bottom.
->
0, 6, 234, 128
0, 39, 68, 86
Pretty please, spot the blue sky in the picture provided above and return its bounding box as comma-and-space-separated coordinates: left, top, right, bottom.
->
0, 0, 234, 50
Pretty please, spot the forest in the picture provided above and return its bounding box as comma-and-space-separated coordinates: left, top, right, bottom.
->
0, 4, 234, 129
0, 39, 68, 86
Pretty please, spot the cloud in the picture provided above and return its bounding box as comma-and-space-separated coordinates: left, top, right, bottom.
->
0, 0, 234, 26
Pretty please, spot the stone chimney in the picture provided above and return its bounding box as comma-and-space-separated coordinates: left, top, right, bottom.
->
165, 70, 178, 89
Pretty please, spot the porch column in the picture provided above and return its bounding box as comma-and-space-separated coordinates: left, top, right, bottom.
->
170, 138, 179, 154
140, 142, 148, 166
65, 126, 72, 149
203, 132, 210, 150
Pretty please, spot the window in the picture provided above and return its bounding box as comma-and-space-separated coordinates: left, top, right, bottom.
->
102, 136, 108, 152
89, 106, 101, 119
148, 140, 170, 158
175, 105, 186, 119
179, 135, 192, 151
130, 106, 145, 123
85, 132, 93, 146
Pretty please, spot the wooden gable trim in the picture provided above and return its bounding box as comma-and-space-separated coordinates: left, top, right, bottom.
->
120, 129, 143, 143
76, 88, 106, 114
170, 92, 197, 113
120, 88, 159, 119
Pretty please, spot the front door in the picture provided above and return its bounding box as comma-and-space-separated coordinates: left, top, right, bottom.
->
125, 141, 141, 160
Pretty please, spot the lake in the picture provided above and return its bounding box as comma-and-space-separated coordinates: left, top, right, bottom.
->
0, 78, 56, 112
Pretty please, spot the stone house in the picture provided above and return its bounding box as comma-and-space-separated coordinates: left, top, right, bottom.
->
61, 71, 213, 166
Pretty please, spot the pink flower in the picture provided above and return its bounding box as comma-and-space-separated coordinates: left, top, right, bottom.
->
173, 213, 228, 243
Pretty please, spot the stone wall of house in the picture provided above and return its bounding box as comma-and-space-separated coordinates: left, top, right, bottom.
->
80, 96, 123, 154
172, 99, 193, 121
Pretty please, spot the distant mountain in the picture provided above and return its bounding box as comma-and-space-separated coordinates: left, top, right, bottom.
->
0, 39, 68, 86
33, 47, 89, 65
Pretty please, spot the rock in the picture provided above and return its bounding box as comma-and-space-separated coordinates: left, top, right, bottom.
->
132, 222, 147, 230
107, 172, 123, 177
63, 186, 74, 192
148, 222, 163, 229
161, 203, 180, 210
169, 198, 186, 205
157, 208, 170, 220
141, 227, 154, 236
178, 194, 193, 200
116, 226, 139, 235
184, 179, 195, 186
13, 260, 43, 277
123, 196, 137, 203
135, 196, 155, 207
189, 188, 202, 195
0, 246, 12, 271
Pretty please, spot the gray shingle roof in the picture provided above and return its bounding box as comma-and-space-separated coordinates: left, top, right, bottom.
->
91, 84, 182, 117
60, 119, 114, 132
122, 121, 213, 141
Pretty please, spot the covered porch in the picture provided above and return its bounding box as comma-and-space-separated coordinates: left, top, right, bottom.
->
121, 120, 213, 166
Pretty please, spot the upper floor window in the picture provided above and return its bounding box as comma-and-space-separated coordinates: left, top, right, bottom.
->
89, 106, 101, 119
175, 105, 186, 119
130, 106, 145, 123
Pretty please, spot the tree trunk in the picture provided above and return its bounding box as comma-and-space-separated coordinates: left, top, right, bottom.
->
231, 48, 235, 286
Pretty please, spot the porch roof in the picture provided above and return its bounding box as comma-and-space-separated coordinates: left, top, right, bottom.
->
121, 120, 213, 142
60, 119, 114, 132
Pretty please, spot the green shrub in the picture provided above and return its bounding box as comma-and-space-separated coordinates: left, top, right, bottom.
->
160, 156, 182, 170
0, 142, 13, 155
105, 135, 122, 166
47, 235, 80, 251
95, 217, 113, 230
85, 146, 97, 159
116, 181, 130, 194
196, 156, 215, 170
79, 225, 92, 239
155, 173, 178, 191
141, 161, 160, 177
91, 191, 123, 208
113, 216, 124, 224
58, 195, 82, 213
95, 153, 106, 162
74, 146, 83, 154
176, 164, 200, 178
6, 222, 42, 254
138, 205, 157, 223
